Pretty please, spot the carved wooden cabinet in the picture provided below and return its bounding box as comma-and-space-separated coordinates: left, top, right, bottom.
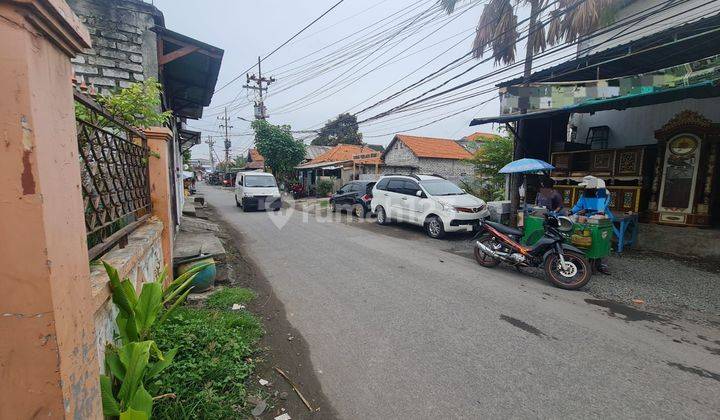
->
615, 148, 644, 177
649, 111, 720, 226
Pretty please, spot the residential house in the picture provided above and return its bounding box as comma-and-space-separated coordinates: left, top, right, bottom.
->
471, 0, 720, 255
67, 0, 223, 228
458, 131, 501, 153
296, 144, 380, 192
381, 134, 474, 182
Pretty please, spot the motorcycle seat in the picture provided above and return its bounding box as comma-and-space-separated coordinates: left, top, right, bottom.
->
484, 220, 523, 237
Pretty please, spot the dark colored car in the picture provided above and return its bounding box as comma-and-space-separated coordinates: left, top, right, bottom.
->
329, 181, 376, 218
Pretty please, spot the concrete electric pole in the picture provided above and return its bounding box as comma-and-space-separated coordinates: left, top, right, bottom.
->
218, 107, 233, 164
204, 136, 216, 170
244, 56, 275, 120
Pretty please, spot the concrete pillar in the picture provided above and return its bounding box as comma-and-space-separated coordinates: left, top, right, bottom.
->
145, 127, 175, 280
0, 1, 99, 418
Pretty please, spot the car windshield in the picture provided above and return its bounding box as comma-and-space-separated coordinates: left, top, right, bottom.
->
420, 179, 465, 196
244, 175, 276, 188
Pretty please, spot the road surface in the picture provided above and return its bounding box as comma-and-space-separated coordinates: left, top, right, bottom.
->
200, 185, 720, 419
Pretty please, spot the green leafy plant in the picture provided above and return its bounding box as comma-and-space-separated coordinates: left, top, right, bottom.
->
103, 262, 211, 344
316, 179, 334, 197
100, 340, 175, 419
465, 131, 513, 201
97, 79, 172, 129
100, 261, 213, 419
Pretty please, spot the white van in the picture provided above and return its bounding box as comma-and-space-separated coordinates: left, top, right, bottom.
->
235, 172, 282, 211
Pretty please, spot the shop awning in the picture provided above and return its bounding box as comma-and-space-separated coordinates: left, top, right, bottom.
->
178, 128, 201, 154
296, 160, 348, 170
152, 27, 224, 120
471, 81, 720, 126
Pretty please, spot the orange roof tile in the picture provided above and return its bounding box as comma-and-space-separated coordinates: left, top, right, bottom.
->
393, 134, 472, 160
306, 144, 374, 165
463, 132, 500, 142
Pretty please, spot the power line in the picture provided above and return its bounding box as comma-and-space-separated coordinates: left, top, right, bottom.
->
359, 0, 718, 137
213, 0, 346, 95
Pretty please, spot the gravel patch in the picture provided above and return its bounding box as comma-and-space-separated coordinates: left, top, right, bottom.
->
587, 251, 720, 320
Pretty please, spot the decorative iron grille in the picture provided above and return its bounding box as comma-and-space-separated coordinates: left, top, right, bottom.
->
74, 91, 152, 259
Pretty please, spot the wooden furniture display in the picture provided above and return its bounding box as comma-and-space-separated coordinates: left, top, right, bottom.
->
649, 110, 720, 227
551, 147, 646, 179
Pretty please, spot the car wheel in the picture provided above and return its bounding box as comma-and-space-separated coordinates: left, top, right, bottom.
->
352, 203, 366, 218
425, 216, 445, 239
376, 206, 389, 225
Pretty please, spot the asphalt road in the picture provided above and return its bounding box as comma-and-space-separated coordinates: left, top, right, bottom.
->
200, 185, 720, 419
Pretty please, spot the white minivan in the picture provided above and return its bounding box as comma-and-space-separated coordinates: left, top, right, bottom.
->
235, 172, 282, 211
371, 174, 490, 238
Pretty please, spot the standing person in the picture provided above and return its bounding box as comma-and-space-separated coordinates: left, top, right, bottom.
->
535, 176, 564, 213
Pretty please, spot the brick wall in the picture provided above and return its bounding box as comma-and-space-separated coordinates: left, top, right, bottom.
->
382, 141, 475, 181
68, 0, 161, 94
383, 142, 420, 167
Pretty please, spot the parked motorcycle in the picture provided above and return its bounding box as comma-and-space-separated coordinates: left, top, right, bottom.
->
473, 214, 592, 290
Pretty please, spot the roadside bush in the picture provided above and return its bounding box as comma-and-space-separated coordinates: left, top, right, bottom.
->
316, 179, 334, 197
150, 299, 263, 419
205, 287, 256, 310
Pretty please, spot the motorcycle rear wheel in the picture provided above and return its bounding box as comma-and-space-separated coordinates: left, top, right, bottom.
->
474, 235, 501, 268
544, 251, 591, 290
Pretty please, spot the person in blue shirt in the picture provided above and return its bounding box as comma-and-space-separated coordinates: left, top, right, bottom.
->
570, 176, 612, 275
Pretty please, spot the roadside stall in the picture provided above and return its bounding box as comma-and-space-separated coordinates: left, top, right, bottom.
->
499, 158, 614, 261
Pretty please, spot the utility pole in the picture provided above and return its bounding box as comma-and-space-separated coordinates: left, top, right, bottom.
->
244, 56, 275, 120
217, 107, 233, 165
204, 136, 216, 170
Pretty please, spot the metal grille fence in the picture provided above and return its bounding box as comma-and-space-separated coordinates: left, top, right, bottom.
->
74, 91, 151, 259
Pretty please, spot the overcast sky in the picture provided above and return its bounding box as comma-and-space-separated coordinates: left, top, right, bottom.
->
153, 0, 539, 160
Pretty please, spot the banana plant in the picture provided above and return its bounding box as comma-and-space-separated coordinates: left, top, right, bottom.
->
103, 261, 212, 344
100, 340, 177, 419
100, 261, 213, 419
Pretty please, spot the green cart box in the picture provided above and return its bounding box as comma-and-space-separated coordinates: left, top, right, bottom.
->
521, 215, 612, 259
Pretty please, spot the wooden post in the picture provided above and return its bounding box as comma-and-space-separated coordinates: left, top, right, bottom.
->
0, 1, 101, 418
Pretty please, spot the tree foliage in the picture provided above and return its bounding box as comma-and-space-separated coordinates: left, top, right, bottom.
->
464, 131, 513, 201
252, 120, 306, 178
311, 113, 363, 146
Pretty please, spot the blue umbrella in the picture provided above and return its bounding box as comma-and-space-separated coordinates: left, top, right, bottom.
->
499, 158, 554, 174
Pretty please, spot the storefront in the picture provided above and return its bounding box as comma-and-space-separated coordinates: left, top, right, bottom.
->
471, 15, 720, 254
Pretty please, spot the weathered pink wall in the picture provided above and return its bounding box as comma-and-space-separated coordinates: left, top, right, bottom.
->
0, 1, 100, 418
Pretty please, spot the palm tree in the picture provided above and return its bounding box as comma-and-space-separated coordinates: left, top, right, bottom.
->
440, 0, 618, 81
440, 0, 618, 224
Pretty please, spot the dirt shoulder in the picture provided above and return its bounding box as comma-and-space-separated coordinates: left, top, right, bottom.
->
205, 205, 338, 419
